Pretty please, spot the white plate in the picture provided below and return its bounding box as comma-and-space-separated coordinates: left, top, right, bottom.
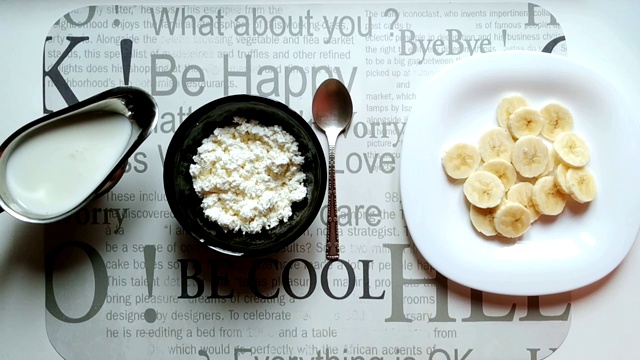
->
400, 51, 640, 296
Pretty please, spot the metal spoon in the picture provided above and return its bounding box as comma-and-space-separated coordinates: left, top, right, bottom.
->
312, 78, 353, 260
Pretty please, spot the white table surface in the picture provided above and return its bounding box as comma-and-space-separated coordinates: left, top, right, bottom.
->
1, 0, 638, 358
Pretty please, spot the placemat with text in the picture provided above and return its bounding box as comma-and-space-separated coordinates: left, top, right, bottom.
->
43, 3, 570, 359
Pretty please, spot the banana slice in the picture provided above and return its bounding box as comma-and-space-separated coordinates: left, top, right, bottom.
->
497, 95, 529, 129
540, 103, 574, 140
508, 107, 543, 139
463, 171, 505, 208
469, 205, 499, 236
511, 135, 549, 178
494, 202, 531, 238
532, 176, 566, 216
442, 143, 481, 179
478, 127, 515, 162
553, 132, 590, 167
506, 182, 540, 223
445, 97, 596, 239
540, 146, 558, 176
481, 159, 517, 190
554, 162, 571, 194
566, 167, 597, 203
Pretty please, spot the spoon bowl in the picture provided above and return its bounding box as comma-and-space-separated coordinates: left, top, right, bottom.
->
313, 79, 354, 133
312, 78, 354, 260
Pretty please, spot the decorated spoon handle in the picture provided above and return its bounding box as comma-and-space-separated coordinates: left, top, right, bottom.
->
326, 144, 339, 260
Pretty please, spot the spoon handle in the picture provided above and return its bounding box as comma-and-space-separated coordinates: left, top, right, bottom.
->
326, 144, 339, 260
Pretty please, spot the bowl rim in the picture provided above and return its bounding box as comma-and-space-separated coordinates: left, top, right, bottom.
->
162, 94, 327, 257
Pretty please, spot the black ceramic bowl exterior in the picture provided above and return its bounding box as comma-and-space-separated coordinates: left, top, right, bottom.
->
163, 95, 327, 257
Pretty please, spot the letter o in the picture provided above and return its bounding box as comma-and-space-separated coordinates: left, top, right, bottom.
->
45, 242, 108, 323
283, 259, 316, 299
270, 16, 286, 36
353, 121, 367, 138
346, 153, 362, 173
339, 16, 355, 36
64, 6, 97, 26
321, 260, 355, 299
429, 349, 451, 360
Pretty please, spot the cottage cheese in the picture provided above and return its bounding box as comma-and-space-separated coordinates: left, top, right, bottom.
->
189, 117, 306, 234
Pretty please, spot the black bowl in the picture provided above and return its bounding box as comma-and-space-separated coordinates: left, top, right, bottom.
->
163, 95, 327, 257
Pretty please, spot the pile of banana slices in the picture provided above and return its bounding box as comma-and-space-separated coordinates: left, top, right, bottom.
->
441, 95, 597, 239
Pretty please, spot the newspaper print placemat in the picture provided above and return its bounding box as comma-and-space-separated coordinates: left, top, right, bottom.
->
43, 3, 570, 360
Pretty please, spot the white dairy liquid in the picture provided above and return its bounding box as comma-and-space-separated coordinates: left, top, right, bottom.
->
5, 111, 132, 216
